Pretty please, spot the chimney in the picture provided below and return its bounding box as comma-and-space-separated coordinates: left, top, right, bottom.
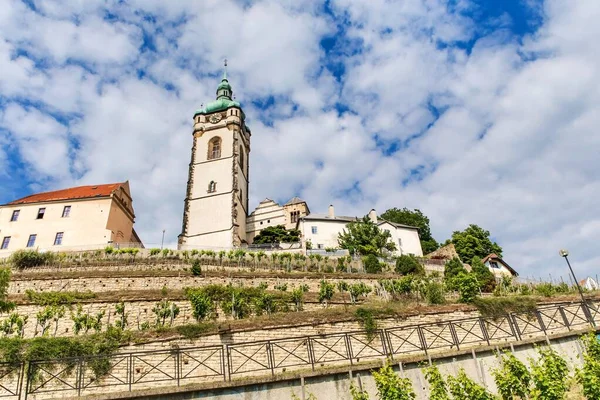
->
368, 209, 377, 223
328, 204, 335, 218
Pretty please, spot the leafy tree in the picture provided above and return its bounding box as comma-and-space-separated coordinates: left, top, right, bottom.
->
423, 365, 450, 400
446, 224, 502, 263
454, 273, 480, 303
338, 216, 397, 256
444, 257, 466, 289
471, 256, 496, 293
187, 291, 214, 321
152, 300, 180, 327
363, 254, 383, 274
253, 225, 301, 244
350, 383, 370, 400
447, 369, 495, 399
395, 255, 424, 275
530, 347, 570, 400
318, 280, 335, 307
381, 208, 439, 254
372, 362, 416, 400
577, 332, 600, 400
492, 350, 531, 400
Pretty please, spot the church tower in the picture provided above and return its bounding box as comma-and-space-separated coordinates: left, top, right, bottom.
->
178, 64, 250, 249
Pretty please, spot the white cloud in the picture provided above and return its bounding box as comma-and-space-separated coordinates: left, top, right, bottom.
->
0, 0, 599, 280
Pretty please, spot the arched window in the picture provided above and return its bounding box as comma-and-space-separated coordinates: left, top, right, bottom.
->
208, 181, 217, 193
208, 137, 221, 160
239, 145, 244, 171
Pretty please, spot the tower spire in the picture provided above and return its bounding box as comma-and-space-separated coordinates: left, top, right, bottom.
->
223, 58, 228, 80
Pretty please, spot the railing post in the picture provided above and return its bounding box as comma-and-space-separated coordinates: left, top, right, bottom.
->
479, 318, 490, 346
581, 301, 596, 328
449, 322, 460, 351
267, 341, 275, 377
226, 345, 233, 382
383, 329, 394, 359
344, 334, 353, 365
509, 313, 522, 341
128, 353, 133, 392
535, 311, 547, 335
221, 345, 227, 382
77, 358, 84, 397
558, 306, 571, 331
307, 338, 315, 371
417, 326, 428, 356
175, 349, 181, 387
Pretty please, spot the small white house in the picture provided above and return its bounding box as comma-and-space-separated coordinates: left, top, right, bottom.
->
482, 254, 518, 277
579, 277, 599, 291
297, 206, 423, 256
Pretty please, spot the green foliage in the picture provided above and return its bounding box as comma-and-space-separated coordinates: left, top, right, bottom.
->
25, 289, 96, 306
454, 273, 480, 303
395, 255, 424, 275
162, 248, 170, 257
349, 283, 372, 303
253, 225, 301, 244
473, 296, 537, 319
191, 259, 202, 276
535, 283, 556, 297
318, 280, 335, 307
9, 250, 55, 269
447, 224, 503, 264
444, 257, 467, 287
372, 362, 416, 400
492, 350, 531, 400
379, 277, 413, 296
471, 256, 496, 292
577, 332, 600, 400
274, 283, 288, 292
290, 284, 309, 311
425, 281, 445, 305
363, 254, 383, 274
71, 305, 104, 335
0, 313, 28, 337
338, 216, 397, 256
447, 369, 495, 400
381, 207, 439, 254
0, 267, 15, 313
355, 307, 378, 339
149, 248, 161, 256
422, 365, 450, 400
530, 347, 570, 400
114, 301, 128, 330
152, 300, 180, 327
350, 383, 370, 400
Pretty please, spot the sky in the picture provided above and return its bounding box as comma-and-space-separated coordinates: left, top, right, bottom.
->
0, 0, 599, 281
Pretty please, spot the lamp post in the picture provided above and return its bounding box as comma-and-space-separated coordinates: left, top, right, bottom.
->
560, 249, 595, 327
161, 230, 166, 250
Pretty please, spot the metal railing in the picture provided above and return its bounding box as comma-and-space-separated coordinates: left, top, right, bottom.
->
1, 301, 598, 399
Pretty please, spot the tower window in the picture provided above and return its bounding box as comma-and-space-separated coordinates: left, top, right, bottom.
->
208, 181, 217, 193
10, 210, 20, 221
208, 137, 222, 160
291, 211, 300, 223
239, 145, 244, 171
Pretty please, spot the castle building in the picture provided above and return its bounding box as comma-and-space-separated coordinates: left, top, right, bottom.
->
245, 197, 309, 243
0, 182, 142, 255
179, 69, 250, 249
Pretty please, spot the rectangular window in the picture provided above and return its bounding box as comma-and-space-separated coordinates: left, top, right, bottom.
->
311, 226, 318, 234
291, 211, 300, 223
62, 205, 71, 218
10, 210, 20, 221
490, 261, 500, 269
26, 234, 37, 248
54, 232, 64, 246
36, 208, 46, 219
1, 237, 10, 250
398, 238, 402, 247
317, 244, 324, 249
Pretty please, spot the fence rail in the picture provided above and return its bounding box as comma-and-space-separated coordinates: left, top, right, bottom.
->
2, 301, 598, 399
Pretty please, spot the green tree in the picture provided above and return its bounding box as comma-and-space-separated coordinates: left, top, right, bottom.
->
318, 280, 335, 307
363, 254, 383, 274
381, 208, 439, 254
471, 256, 496, 293
0, 267, 16, 314
372, 362, 416, 400
338, 216, 397, 256
530, 347, 570, 400
455, 273, 480, 303
447, 369, 495, 399
395, 255, 424, 275
492, 350, 531, 400
446, 224, 502, 263
444, 257, 466, 289
253, 225, 301, 244
423, 365, 450, 400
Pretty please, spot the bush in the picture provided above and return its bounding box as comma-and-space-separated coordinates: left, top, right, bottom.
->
473, 296, 537, 319
9, 250, 54, 269
363, 254, 382, 274
425, 281, 445, 305
191, 259, 202, 276
355, 308, 377, 339
454, 273, 479, 303
395, 255, 424, 275
535, 283, 556, 297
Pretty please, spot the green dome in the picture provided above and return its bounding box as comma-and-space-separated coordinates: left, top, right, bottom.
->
194, 72, 243, 117
217, 79, 231, 91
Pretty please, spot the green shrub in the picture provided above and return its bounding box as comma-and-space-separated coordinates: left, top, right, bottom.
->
149, 248, 161, 256
447, 369, 494, 399
191, 259, 202, 276
530, 347, 570, 400
9, 250, 54, 269
535, 283, 555, 297
423, 365, 450, 400
492, 350, 531, 399
395, 255, 424, 275
372, 362, 416, 400
454, 273, 480, 303
318, 280, 335, 307
355, 307, 378, 339
473, 296, 537, 319
363, 254, 382, 274
26, 290, 96, 306
425, 281, 445, 305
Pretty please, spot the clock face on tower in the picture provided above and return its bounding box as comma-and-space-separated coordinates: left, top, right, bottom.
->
209, 113, 222, 124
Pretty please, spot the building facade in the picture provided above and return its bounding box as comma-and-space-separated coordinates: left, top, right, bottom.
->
0, 182, 141, 256
178, 71, 250, 250
297, 206, 423, 256
245, 197, 309, 243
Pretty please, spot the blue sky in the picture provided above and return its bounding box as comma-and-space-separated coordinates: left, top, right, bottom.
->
1, 0, 599, 280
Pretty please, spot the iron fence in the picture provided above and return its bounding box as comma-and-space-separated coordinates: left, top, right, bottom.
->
1, 301, 598, 399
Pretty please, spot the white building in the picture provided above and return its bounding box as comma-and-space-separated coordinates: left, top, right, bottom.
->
245, 197, 309, 244
297, 206, 423, 256
0, 182, 142, 256
482, 254, 518, 277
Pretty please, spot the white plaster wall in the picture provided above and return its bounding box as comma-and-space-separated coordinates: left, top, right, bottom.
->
0, 198, 114, 255
246, 200, 286, 243
300, 219, 347, 249
379, 222, 423, 257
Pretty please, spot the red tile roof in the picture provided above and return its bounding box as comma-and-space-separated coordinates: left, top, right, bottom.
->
5, 183, 125, 206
